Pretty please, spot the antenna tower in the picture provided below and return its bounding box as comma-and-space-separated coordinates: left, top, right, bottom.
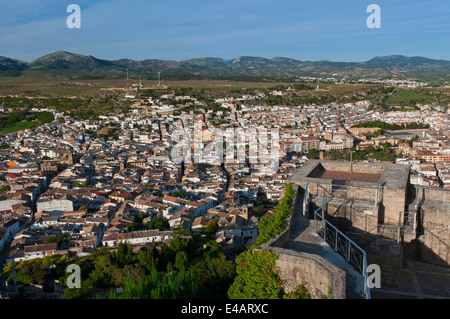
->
126, 69, 130, 90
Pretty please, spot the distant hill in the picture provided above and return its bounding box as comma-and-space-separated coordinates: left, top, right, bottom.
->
365, 55, 450, 67
0, 56, 29, 76
29, 51, 115, 70
0, 51, 449, 81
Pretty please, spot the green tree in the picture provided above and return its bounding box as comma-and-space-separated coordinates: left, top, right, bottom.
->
307, 148, 320, 159
37, 111, 54, 124
227, 249, 282, 299
205, 219, 219, 235
117, 243, 133, 267
409, 136, 419, 147
173, 189, 187, 199
283, 285, 311, 299
253, 183, 295, 247
75, 181, 88, 188
28, 264, 46, 285
85, 252, 116, 288
174, 251, 188, 270
0, 185, 11, 193
189, 252, 236, 298
111, 264, 146, 287
102, 267, 197, 299
169, 237, 193, 254
137, 244, 159, 273
61, 282, 92, 299
147, 217, 169, 230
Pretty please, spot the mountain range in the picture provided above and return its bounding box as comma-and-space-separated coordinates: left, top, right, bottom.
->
0, 51, 449, 81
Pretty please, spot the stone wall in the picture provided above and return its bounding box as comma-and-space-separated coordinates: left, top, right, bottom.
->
347, 184, 378, 202
382, 187, 407, 225
351, 163, 385, 175
418, 205, 449, 266
287, 161, 449, 292
298, 180, 333, 198
265, 216, 292, 249
317, 161, 387, 175
261, 192, 347, 299
289, 160, 409, 227
325, 202, 379, 234
262, 246, 346, 299
412, 186, 449, 266
367, 240, 404, 287
422, 187, 450, 204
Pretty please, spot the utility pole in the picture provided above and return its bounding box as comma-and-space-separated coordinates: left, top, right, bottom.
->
126, 69, 130, 90
158, 72, 161, 87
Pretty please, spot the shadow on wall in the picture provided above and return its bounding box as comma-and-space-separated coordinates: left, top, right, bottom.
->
405, 236, 449, 268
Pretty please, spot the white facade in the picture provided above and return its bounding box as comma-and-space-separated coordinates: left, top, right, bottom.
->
101, 231, 172, 247
37, 199, 74, 213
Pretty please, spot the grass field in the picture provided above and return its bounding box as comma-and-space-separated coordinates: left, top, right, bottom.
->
0, 77, 448, 111
0, 77, 379, 97
384, 88, 449, 107
0, 120, 36, 134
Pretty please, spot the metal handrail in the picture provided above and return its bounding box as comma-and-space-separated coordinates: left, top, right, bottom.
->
303, 183, 309, 216
375, 182, 384, 208
317, 183, 334, 198
329, 199, 351, 218
314, 204, 371, 299
316, 182, 383, 203
413, 188, 419, 232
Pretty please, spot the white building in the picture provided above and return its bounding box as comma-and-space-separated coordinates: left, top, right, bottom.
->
37, 198, 74, 213
101, 230, 173, 247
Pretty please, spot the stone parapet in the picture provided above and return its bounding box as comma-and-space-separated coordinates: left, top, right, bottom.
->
261, 245, 347, 299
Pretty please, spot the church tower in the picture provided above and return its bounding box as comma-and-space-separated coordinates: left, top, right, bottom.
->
241, 205, 249, 220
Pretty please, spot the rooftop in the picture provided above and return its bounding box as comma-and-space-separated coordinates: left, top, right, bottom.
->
289, 159, 410, 190
310, 170, 381, 185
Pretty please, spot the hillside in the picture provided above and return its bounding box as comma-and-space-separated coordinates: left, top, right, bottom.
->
0, 51, 449, 82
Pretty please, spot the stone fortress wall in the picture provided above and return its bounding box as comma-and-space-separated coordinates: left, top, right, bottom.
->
259, 188, 347, 299
410, 186, 449, 266
263, 160, 449, 298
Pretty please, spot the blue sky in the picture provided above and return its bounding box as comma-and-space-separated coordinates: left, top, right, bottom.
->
0, 0, 448, 62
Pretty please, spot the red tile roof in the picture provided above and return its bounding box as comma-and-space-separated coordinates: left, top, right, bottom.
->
24, 243, 58, 253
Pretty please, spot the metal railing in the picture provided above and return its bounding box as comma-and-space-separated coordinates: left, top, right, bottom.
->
313, 203, 371, 299
315, 182, 383, 205
316, 183, 335, 199
303, 183, 309, 216
397, 187, 424, 242
375, 182, 383, 208
413, 188, 419, 232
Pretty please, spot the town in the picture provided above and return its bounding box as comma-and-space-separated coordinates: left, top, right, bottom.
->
0, 82, 449, 298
